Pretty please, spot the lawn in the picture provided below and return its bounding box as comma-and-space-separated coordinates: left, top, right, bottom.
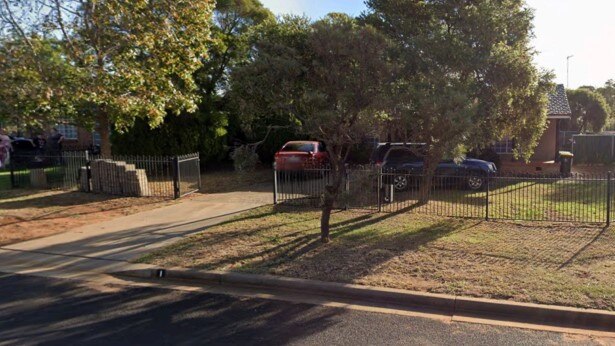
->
0, 190, 178, 246
139, 205, 615, 311
0, 169, 16, 190
0, 167, 72, 190
277, 172, 611, 223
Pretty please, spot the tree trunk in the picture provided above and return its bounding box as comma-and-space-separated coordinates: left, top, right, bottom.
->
418, 153, 441, 205
97, 113, 112, 157
320, 163, 345, 243
320, 194, 334, 243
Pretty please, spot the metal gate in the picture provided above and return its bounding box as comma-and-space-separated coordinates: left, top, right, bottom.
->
173, 153, 201, 198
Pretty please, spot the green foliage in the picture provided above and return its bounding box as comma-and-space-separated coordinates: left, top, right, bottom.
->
111, 0, 273, 162
0, 37, 81, 128
198, 0, 274, 96
0, 0, 216, 155
231, 13, 393, 241
111, 109, 228, 162
364, 0, 553, 163
232, 14, 392, 165
230, 15, 311, 142
597, 79, 615, 129
230, 145, 260, 172
566, 88, 611, 133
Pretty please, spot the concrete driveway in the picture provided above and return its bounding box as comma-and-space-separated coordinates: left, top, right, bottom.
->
0, 189, 272, 278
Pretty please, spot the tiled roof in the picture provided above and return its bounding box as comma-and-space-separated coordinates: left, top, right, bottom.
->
547, 84, 572, 116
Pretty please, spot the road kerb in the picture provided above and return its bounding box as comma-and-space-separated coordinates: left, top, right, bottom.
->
455, 296, 615, 332
115, 268, 615, 333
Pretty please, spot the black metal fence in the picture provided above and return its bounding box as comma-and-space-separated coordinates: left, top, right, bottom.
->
274, 166, 614, 225
1, 151, 201, 199
1, 151, 89, 191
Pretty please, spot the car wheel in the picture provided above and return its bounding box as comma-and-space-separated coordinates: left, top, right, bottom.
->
466, 174, 485, 191
393, 175, 409, 191
383, 194, 391, 204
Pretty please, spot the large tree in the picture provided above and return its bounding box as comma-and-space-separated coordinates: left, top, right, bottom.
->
111, 0, 273, 161
0, 36, 81, 129
597, 79, 615, 129
0, 0, 215, 156
365, 0, 552, 202
566, 88, 611, 133
232, 14, 392, 242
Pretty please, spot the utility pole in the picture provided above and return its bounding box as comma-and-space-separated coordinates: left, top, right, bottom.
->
567, 55, 574, 88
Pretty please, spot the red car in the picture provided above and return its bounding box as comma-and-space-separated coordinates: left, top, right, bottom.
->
274, 141, 329, 171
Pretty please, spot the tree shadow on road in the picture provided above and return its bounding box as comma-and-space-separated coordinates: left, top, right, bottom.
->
0, 273, 342, 345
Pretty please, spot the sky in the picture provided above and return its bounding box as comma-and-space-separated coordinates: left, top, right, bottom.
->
260, 0, 615, 89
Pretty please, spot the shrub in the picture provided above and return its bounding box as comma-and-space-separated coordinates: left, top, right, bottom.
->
230, 145, 260, 172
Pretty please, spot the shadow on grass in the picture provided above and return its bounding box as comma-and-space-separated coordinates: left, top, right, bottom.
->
557, 225, 611, 270
181, 203, 468, 282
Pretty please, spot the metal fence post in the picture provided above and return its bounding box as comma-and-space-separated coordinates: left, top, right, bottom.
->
607, 171, 612, 226
172, 156, 180, 199
344, 166, 350, 210
196, 153, 203, 191
85, 150, 91, 193
485, 172, 490, 221
273, 164, 278, 205
377, 165, 382, 212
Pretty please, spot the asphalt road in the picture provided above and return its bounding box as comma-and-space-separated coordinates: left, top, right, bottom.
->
0, 273, 605, 346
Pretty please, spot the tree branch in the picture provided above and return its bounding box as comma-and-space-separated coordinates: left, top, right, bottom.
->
53, 0, 80, 61
0, 0, 35, 53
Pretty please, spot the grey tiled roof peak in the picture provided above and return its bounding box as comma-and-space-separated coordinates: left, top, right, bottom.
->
548, 84, 572, 116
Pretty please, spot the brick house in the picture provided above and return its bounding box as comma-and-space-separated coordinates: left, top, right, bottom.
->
376, 84, 573, 174
495, 84, 572, 174
53, 123, 100, 151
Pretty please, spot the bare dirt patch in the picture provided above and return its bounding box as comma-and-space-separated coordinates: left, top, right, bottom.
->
0, 190, 180, 246
140, 205, 615, 311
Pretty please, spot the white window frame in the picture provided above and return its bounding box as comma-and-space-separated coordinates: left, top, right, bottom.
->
56, 124, 78, 140
493, 138, 514, 154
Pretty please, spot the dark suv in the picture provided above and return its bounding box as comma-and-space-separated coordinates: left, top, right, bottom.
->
10, 138, 53, 168
371, 143, 497, 191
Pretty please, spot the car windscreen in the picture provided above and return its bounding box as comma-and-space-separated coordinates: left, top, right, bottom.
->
385, 149, 420, 163
281, 143, 315, 153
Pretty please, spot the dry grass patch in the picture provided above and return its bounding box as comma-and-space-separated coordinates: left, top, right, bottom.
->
140, 205, 615, 310
0, 190, 178, 245
201, 168, 272, 193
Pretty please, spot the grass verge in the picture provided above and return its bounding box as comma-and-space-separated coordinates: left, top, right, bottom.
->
0, 169, 15, 190
139, 205, 615, 311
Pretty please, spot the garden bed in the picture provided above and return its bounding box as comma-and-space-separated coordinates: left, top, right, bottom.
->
139, 205, 615, 311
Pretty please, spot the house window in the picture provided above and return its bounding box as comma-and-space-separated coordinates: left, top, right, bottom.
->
493, 138, 514, 154
92, 131, 101, 146
56, 124, 78, 140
